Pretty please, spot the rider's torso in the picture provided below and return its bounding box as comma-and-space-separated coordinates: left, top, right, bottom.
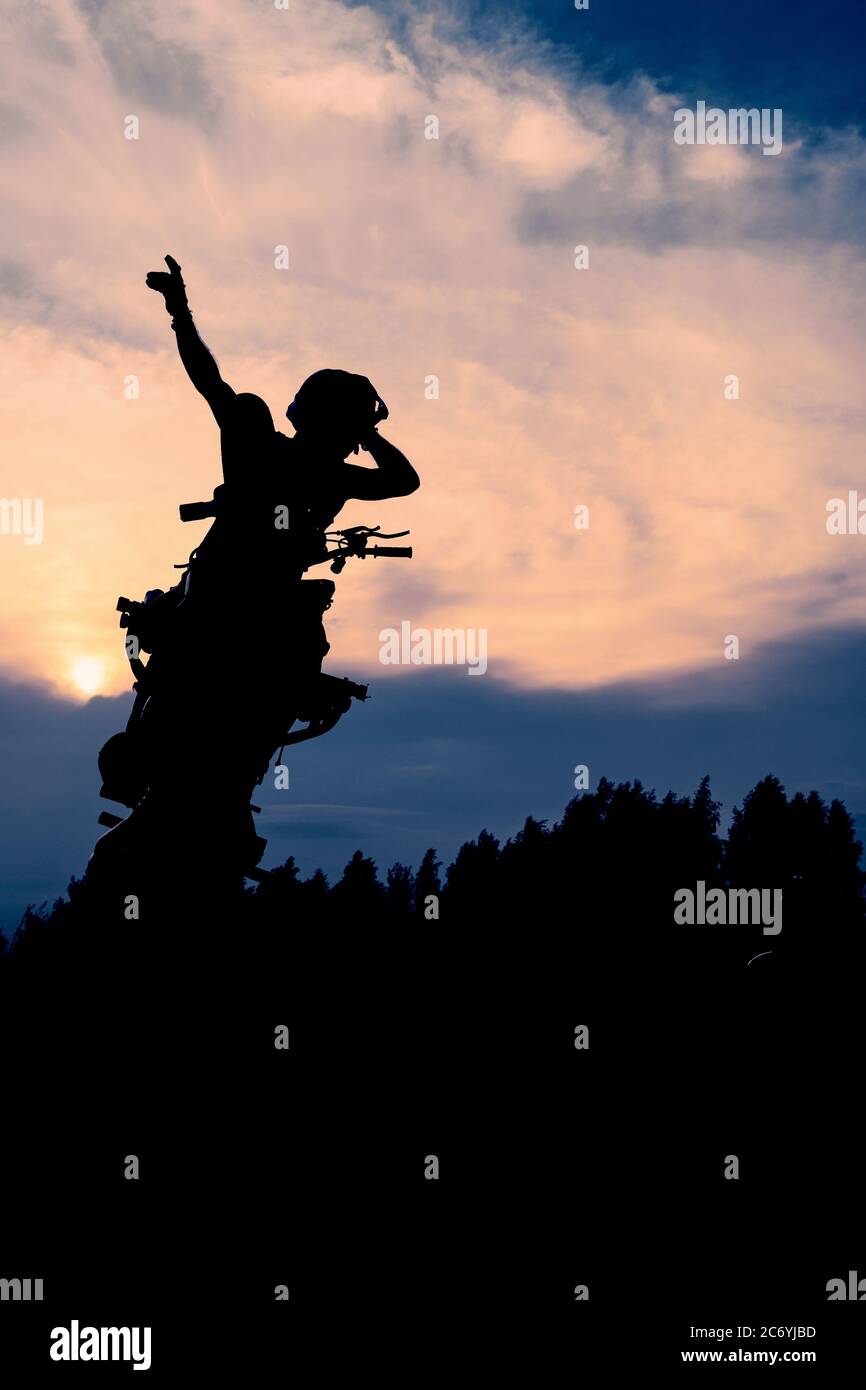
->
191, 431, 348, 599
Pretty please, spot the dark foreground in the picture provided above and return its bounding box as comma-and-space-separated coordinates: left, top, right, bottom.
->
1, 776, 864, 1375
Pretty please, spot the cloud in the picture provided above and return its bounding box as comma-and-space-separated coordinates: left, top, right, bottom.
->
0, 101, 33, 145
74, 0, 220, 123
1, 0, 865, 704
15, 0, 76, 66
515, 113, 866, 253
2, 623, 866, 928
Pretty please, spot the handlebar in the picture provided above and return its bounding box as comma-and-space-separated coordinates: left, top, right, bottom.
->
179, 500, 216, 522
178, 501, 413, 571
315, 524, 413, 573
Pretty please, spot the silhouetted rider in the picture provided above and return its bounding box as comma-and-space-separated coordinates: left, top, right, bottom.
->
90, 257, 420, 894
141, 254, 419, 818
145, 255, 419, 570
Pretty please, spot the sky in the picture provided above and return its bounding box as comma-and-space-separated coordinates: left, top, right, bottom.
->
1, 0, 865, 924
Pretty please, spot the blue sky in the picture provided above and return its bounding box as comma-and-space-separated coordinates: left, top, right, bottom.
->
370, 0, 866, 131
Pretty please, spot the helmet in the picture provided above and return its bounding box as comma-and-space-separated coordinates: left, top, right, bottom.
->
286, 369, 389, 436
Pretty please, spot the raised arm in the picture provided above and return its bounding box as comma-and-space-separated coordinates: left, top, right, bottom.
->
146, 255, 236, 428
342, 427, 420, 501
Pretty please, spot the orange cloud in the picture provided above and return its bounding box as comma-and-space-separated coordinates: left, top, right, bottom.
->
1, 0, 864, 701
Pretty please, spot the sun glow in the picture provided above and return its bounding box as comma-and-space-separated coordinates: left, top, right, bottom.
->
70, 656, 104, 697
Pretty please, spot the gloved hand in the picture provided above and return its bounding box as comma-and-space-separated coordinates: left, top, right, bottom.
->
145, 254, 188, 316
356, 386, 388, 451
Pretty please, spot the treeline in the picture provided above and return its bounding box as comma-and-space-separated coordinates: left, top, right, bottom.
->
4, 774, 864, 964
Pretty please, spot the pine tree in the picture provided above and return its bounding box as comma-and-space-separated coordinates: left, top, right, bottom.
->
385, 862, 414, 919
414, 847, 441, 916
331, 850, 385, 919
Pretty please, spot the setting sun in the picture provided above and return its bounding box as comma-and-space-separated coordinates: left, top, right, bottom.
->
70, 656, 104, 697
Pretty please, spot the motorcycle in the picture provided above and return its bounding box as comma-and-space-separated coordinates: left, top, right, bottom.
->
90, 499, 412, 890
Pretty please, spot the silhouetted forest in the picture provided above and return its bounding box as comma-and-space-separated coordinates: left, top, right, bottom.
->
3, 773, 863, 989
2, 772, 864, 1336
